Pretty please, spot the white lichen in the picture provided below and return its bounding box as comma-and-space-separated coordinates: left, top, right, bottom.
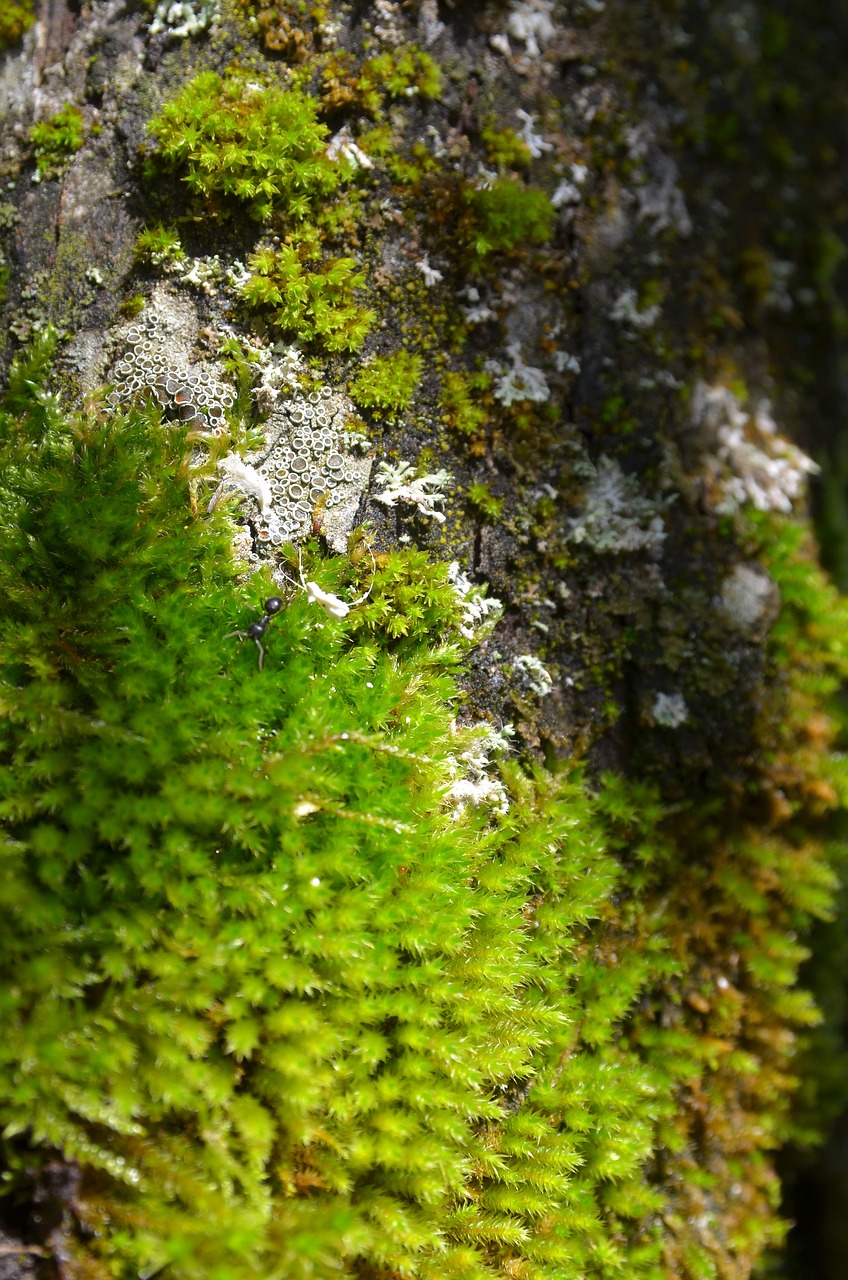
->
513, 654, 554, 697
303, 579, 355, 620
373, 0, 404, 47
553, 350, 581, 375
373, 460, 451, 523
693, 382, 818, 514
326, 126, 374, 171
505, 0, 556, 57
567, 455, 668, 555
216, 455, 273, 514
651, 692, 689, 728
149, 0, 219, 38
179, 255, 225, 294
417, 0, 445, 45
225, 259, 252, 291
415, 255, 443, 287
444, 723, 513, 819
718, 563, 777, 632
515, 109, 553, 157
487, 342, 550, 406
460, 285, 496, 325
552, 162, 589, 208
610, 287, 662, 332
447, 562, 503, 640
624, 124, 692, 239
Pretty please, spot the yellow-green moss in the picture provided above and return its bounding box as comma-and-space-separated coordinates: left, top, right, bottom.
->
0, 0, 35, 51
29, 105, 86, 180
348, 350, 423, 413
145, 69, 340, 223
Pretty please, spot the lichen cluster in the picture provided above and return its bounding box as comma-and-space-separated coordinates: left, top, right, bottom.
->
107, 315, 235, 430
233, 382, 372, 549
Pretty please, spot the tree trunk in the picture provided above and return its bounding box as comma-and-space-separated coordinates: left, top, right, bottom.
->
1, 2, 846, 1278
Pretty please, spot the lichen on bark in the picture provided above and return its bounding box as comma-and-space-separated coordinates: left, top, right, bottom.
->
0, 2, 846, 1278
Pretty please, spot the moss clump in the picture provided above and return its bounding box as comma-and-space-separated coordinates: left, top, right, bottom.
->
240, 244, 375, 352
0, 0, 35, 51
359, 46, 442, 105
441, 370, 491, 435
0, 328, 652, 1280
481, 123, 533, 169
134, 223, 186, 268
321, 46, 442, 115
0, 336, 844, 1280
348, 350, 423, 413
467, 480, 504, 520
345, 548, 464, 649
145, 69, 340, 222
241, 0, 319, 58
464, 178, 554, 262
29, 104, 86, 180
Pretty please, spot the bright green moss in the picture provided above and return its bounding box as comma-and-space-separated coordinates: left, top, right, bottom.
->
134, 223, 185, 267
119, 293, 147, 319
466, 481, 504, 520
1, 335, 844, 1280
29, 104, 85, 180
145, 69, 340, 222
241, 244, 375, 352
0, 0, 35, 51
0, 327, 665, 1280
348, 350, 423, 413
359, 46, 442, 109
462, 177, 555, 264
345, 548, 463, 649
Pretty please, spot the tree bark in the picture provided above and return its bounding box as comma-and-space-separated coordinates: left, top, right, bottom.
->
1, 2, 846, 1277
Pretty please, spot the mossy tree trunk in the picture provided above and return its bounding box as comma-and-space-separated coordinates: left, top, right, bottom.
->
1, 3, 846, 1279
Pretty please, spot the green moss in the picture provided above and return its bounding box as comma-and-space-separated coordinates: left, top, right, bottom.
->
348, 350, 423, 413
440, 370, 491, 435
134, 224, 185, 268
345, 548, 463, 649
359, 46, 442, 110
0, 314, 845, 1280
466, 481, 504, 520
240, 244, 375, 352
238, 0, 321, 59
29, 104, 86, 180
481, 123, 533, 169
145, 69, 340, 223
0, 327, 658, 1280
0, 0, 35, 51
119, 294, 146, 319
319, 45, 441, 115
438, 177, 555, 270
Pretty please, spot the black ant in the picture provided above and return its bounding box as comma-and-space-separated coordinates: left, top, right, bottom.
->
224, 596, 284, 671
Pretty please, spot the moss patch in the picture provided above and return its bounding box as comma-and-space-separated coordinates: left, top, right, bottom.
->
29, 105, 86, 180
